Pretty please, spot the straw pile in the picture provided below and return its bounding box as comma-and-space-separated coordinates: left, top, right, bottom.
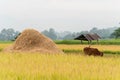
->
4, 29, 63, 53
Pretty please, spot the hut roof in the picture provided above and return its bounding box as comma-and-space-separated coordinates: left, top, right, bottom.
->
74, 33, 101, 41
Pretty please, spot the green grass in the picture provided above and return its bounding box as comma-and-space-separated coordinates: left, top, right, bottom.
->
55, 40, 85, 44
63, 49, 82, 54
99, 39, 120, 45
55, 39, 120, 45
63, 49, 120, 55
0, 41, 13, 44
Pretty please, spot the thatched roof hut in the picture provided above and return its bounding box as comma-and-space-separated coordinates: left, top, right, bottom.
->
74, 33, 101, 44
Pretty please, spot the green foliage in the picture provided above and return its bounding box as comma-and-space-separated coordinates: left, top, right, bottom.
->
111, 27, 120, 38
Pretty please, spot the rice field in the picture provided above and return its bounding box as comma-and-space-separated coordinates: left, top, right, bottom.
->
0, 43, 120, 80
58, 44, 120, 51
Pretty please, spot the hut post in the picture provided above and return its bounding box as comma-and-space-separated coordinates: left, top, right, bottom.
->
88, 40, 89, 44
88, 40, 92, 45
81, 40, 83, 44
90, 40, 92, 44
97, 39, 99, 44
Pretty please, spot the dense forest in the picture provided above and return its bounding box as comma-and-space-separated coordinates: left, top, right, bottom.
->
0, 27, 118, 41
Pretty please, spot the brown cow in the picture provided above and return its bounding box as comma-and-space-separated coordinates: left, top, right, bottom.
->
83, 47, 103, 56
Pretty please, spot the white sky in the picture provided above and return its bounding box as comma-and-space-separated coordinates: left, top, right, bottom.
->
0, 0, 120, 32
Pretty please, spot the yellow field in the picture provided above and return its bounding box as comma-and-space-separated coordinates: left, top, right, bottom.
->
0, 44, 120, 80
1, 43, 120, 52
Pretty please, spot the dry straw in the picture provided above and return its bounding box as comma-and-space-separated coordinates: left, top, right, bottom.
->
4, 29, 63, 53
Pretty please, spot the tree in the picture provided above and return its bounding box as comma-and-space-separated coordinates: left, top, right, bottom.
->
42, 28, 57, 40
0, 28, 20, 41
111, 28, 120, 39
49, 28, 57, 40
80, 31, 89, 34
63, 34, 73, 40
90, 27, 98, 33
42, 30, 49, 37
90, 27, 117, 39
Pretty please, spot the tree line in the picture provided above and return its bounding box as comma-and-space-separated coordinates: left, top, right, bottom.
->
0, 27, 119, 41
42, 27, 118, 40
0, 28, 20, 41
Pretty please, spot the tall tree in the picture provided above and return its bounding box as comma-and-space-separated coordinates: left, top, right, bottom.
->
111, 27, 120, 39
42, 28, 57, 40
0, 28, 20, 41
49, 28, 57, 40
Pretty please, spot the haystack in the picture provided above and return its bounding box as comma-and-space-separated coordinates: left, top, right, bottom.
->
4, 29, 63, 53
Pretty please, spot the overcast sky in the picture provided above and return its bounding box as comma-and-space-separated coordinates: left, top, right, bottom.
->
0, 0, 120, 32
